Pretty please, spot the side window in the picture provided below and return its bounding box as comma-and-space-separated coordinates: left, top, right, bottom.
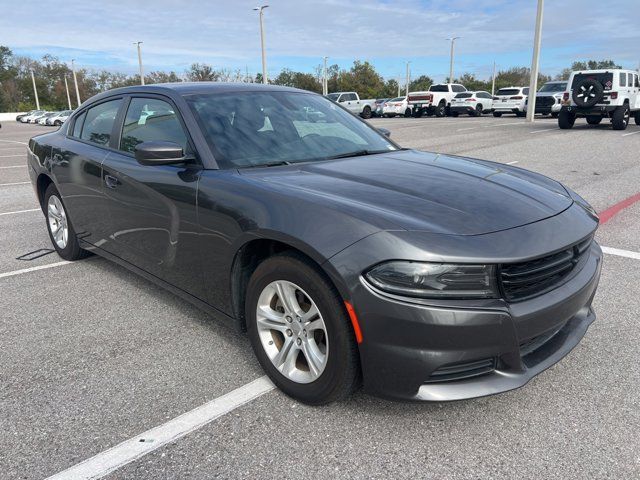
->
635, 74, 639, 88
628, 74, 634, 87
72, 111, 86, 138
120, 97, 189, 154
619, 72, 627, 87
80, 99, 122, 146
452, 85, 466, 93
523, 88, 530, 95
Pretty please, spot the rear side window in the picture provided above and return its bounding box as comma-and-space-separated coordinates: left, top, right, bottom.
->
452, 85, 466, 92
120, 98, 189, 154
72, 111, 86, 137
628, 74, 633, 87
620, 72, 627, 87
523, 88, 530, 95
429, 85, 449, 92
636, 74, 640, 88
80, 99, 122, 146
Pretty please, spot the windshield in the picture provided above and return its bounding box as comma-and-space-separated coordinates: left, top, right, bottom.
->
325, 93, 339, 101
429, 85, 449, 92
538, 82, 567, 93
187, 91, 397, 168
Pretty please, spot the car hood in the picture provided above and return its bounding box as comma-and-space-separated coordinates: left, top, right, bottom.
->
240, 150, 573, 235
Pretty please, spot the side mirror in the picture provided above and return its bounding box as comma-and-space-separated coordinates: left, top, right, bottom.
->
134, 141, 186, 166
378, 127, 391, 138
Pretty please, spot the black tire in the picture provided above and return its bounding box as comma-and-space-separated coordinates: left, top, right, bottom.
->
434, 101, 446, 117
493, 111, 502, 118
516, 111, 526, 117
572, 78, 604, 108
451, 111, 459, 117
586, 115, 603, 125
361, 106, 372, 119
54, 120, 62, 126
558, 109, 576, 129
612, 105, 630, 130
246, 253, 361, 405
404, 108, 411, 118
635, 111, 640, 126
474, 104, 483, 117
43, 183, 91, 261
413, 109, 423, 118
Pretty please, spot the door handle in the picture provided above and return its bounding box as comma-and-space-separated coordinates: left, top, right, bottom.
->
104, 174, 120, 189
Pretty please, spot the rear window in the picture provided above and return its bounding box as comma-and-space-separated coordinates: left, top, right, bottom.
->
497, 89, 520, 96
429, 85, 449, 92
454, 93, 472, 98
571, 73, 613, 90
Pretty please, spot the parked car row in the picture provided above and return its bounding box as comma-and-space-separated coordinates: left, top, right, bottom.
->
16, 110, 73, 126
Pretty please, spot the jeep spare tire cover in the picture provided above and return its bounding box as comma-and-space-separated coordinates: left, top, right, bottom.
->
572, 78, 604, 108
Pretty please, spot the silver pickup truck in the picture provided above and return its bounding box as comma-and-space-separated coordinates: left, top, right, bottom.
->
326, 92, 376, 118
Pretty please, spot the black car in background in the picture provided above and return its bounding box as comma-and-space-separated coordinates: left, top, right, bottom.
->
27, 83, 602, 404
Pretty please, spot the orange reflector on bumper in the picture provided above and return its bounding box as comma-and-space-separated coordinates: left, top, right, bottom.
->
344, 301, 363, 344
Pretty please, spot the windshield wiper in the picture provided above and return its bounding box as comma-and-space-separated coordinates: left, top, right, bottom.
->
324, 149, 391, 160
243, 160, 292, 168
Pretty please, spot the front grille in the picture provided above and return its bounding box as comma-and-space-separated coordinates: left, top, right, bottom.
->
536, 96, 556, 107
499, 236, 592, 302
424, 358, 496, 383
519, 323, 566, 357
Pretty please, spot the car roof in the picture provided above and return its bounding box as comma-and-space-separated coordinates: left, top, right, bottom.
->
572, 69, 636, 74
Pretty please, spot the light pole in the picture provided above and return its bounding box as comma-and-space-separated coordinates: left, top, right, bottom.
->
322, 56, 328, 95
491, 61, 497, 97
447, 36, 460, 83
30, 70, 40, 110
134, 41, 144, 85
253, 5, 269, 84
71, 59, 81, 107
526, 0, 544, 123
405, 61, 411, 97
64, 76, 72, 109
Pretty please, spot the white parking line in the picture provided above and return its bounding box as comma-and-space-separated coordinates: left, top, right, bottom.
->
601, 246, 640, 260
506, 161, 519, 165
0, 182, 30, 186
0, 261, 71, 280
621, 130, 640, 137
483, 121, 523, 128
0, 154, 25, 158
0, 139, 27, 145
46, 376, 275, 480
0, 208, 40, 216
530, 128, 557, 134
0, 165, 25, 169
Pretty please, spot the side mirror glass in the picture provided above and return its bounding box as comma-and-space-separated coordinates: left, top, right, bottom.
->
134, 141, 186, 166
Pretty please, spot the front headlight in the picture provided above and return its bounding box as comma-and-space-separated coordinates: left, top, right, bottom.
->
364, 262, 498, 299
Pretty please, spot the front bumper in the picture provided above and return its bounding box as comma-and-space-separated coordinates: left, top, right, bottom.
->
356, 242, 601, 401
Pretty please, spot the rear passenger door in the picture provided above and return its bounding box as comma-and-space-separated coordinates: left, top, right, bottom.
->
100, 95, 206, 297
53, 98, 123, 245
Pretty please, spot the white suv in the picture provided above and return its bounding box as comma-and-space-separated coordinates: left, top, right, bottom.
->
492, 87, 529, 117
559, 69, 640, 130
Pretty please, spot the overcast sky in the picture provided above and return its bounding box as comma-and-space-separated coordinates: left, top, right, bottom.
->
2, 0, 639, 82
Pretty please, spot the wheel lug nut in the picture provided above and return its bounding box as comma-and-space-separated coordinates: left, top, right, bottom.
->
296, 338, 302, 346
286, 329, 292, 337
303, 330, 307, 337
285, 316, 292, 323
297, 316, 302, 322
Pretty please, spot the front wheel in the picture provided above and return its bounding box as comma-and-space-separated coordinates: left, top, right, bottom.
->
360, 106, 372, 119
558, 109, 576, 129
612, 105, 630, 130
434, 102, 446, 117
246, 253, 360, 405
404, 108, 411, 118
44, 184, 91, 261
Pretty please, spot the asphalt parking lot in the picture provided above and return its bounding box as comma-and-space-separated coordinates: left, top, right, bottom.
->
1, 116, 639, 479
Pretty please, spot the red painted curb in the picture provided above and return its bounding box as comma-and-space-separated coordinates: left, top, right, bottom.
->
599, 192, 640, 224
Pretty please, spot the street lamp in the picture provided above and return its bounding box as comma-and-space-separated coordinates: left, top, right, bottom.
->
134, 41, 144, 85
446, 37, 461, 83
71, 59, 81, 107
253, 5, 269, 84
405, 61, 411, 97
323, 56, 328, 95
30, 70, 40, 110
526, 0, 544, 123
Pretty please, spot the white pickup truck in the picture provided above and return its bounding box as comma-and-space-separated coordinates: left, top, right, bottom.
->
407, 83, 467, 117
326, 92, 376, 118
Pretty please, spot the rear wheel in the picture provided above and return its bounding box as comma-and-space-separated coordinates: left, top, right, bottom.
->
44, 184, 91, 261
474, 104, 483, 117
612, 105, 630, 130
492, 111, 502, 118
558, 109, 576, 129
635, 111, 640, 126
361, 106, 372, 119
404, 108, 411, 118
434, 101, 446, 117
586, 115, 603, 125
246, 253, 360, 405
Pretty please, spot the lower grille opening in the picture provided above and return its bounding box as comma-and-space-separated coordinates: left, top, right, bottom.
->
424, 358, 496, 384
520, 323, 566, 358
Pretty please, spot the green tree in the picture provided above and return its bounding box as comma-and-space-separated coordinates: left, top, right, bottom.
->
556, 59, 622, 80
338, 60, 385, 99
408, 75, 433, 92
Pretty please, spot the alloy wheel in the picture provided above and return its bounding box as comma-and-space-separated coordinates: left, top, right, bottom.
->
47, 195, 68, 249
256, 280, 328, 384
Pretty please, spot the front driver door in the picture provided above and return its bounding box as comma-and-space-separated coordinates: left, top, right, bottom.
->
100, 95, 206, 298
